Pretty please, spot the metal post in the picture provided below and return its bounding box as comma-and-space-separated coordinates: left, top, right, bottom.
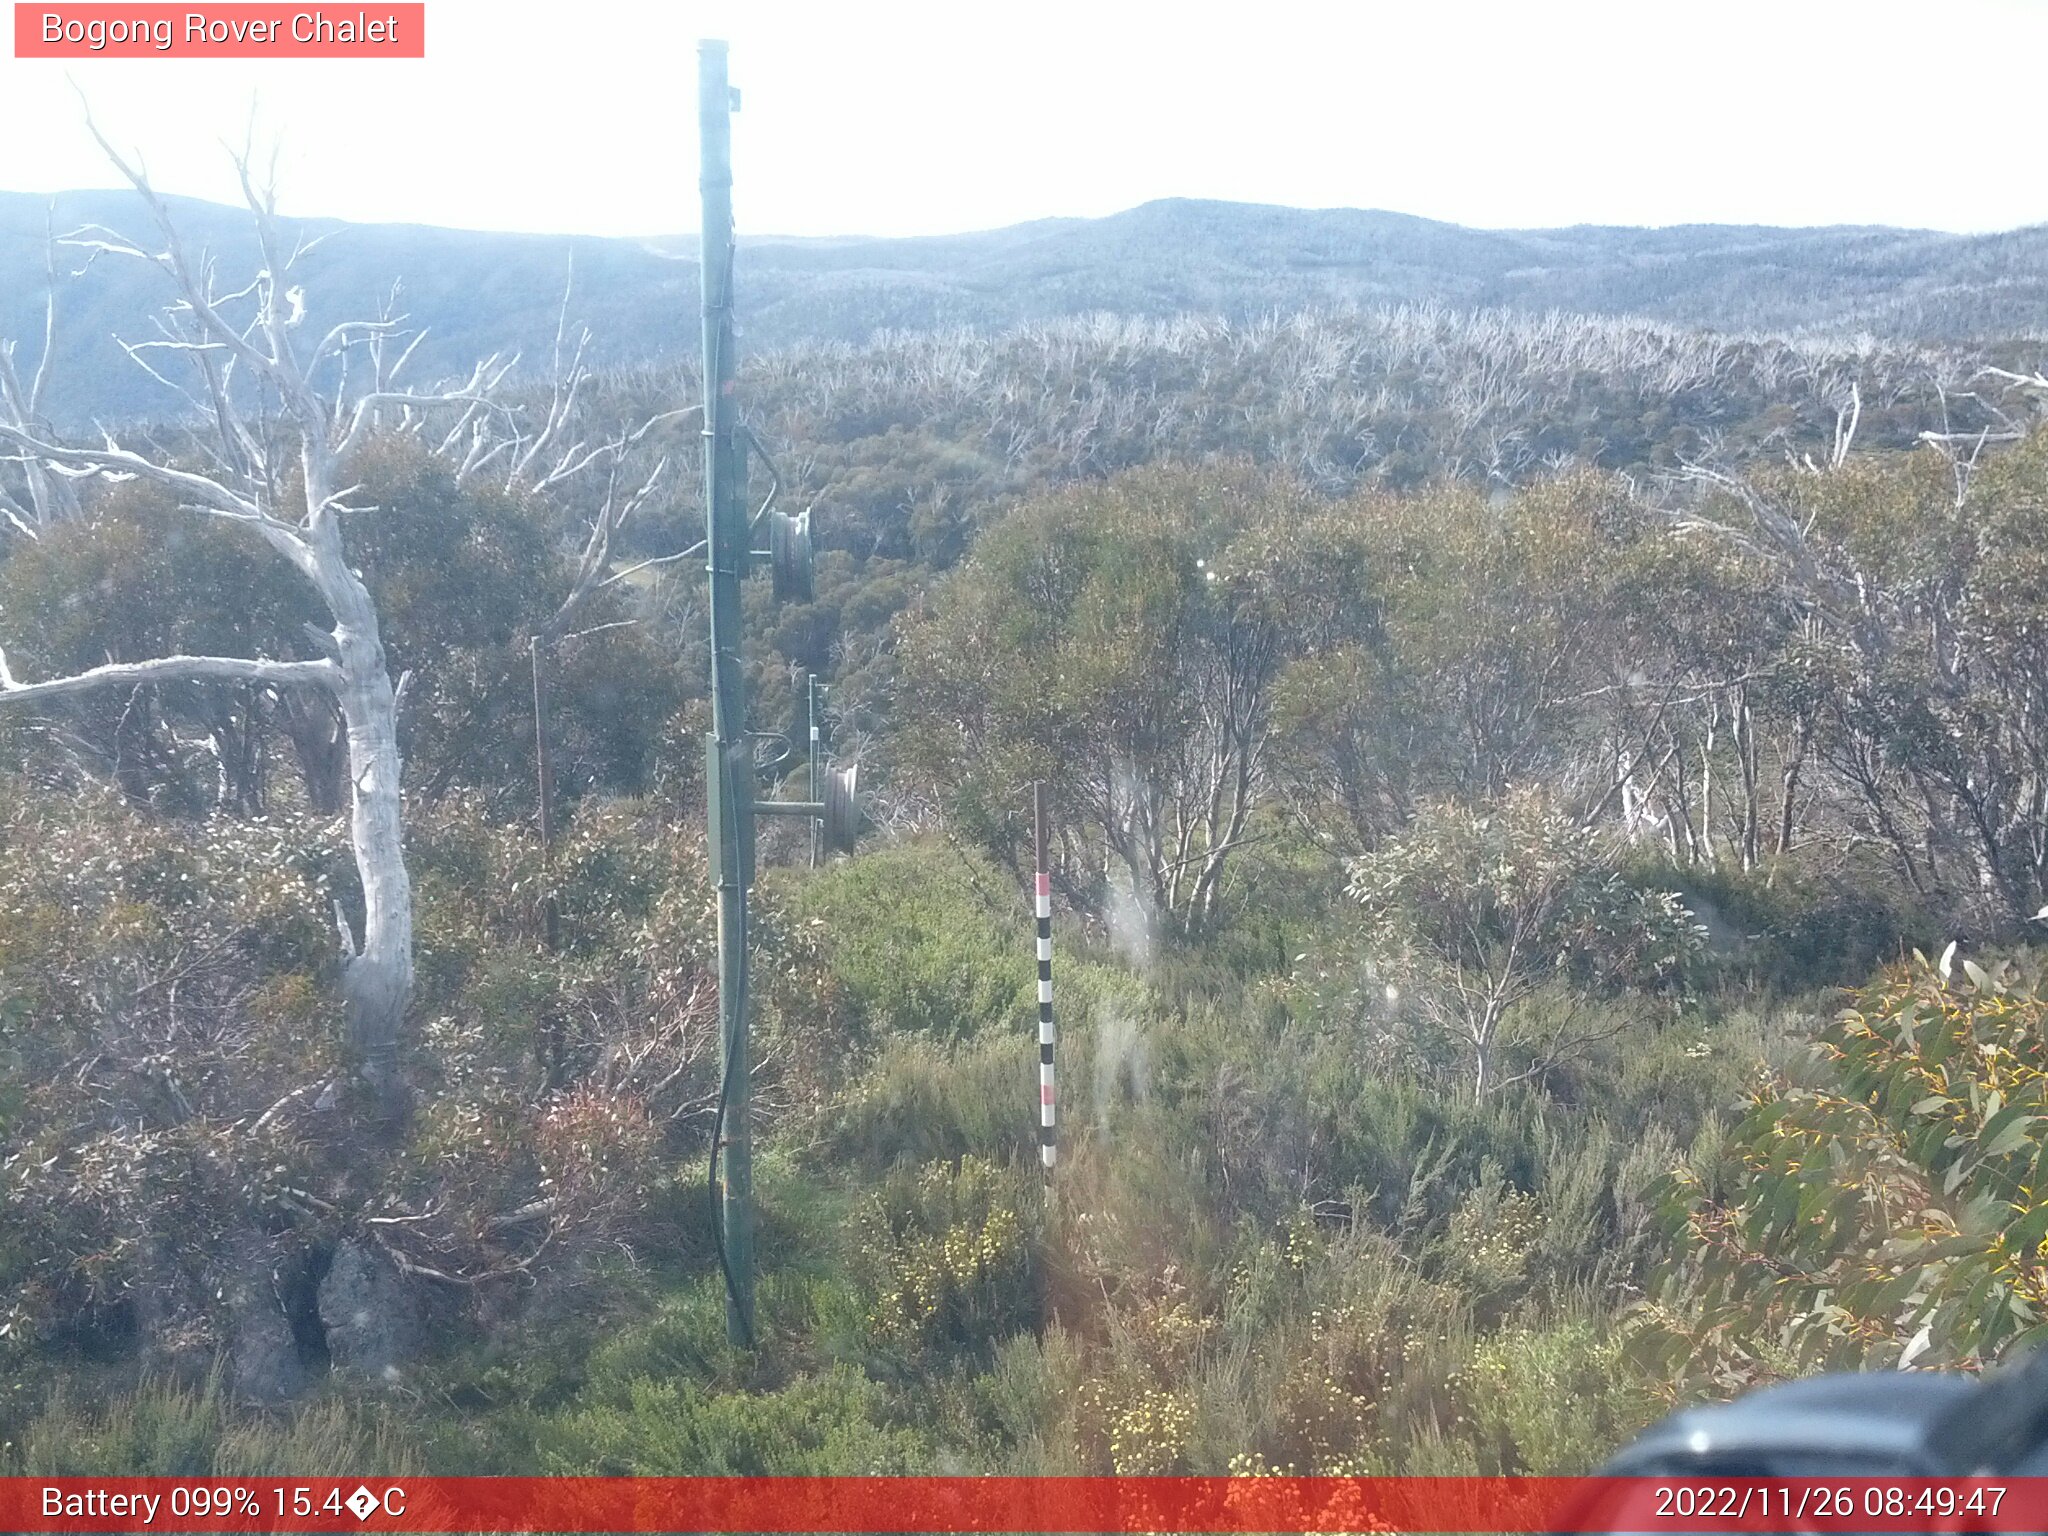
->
1033, 783, 1056, 1177
807, 672, 821, 870
699, 37, 754, 1347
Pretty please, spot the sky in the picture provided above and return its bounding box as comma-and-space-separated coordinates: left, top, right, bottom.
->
2, 0, 2045, 241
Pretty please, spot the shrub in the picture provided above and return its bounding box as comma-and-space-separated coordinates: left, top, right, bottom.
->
0, 785, 341, 1365
1461, 1320, 1656, 1473
858, 1157, 1042, 1360
1640, 950, 2048, 1391
3, 1371, 419, 1477
1630, 852, 1933, 995
521, 1366, 930, 1474
774, 839, 1031, 1044
827, 1033, 1041, 1168
1430, 1168, 1544, 1317
1347, 789, 1703, 1099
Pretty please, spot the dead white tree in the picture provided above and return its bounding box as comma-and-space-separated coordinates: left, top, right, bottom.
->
0, 144, 448, 1111
0, 133, 633, 1116
0, 204, 82, 536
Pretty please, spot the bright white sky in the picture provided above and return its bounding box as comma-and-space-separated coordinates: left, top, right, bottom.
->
2, 0, 2043, 239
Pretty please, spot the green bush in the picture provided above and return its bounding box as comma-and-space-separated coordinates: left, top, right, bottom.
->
1640, 952, 2048, 1391
1430, 1166, 1545, 1315
774, 839, 1032, 1043
522, 1366, 929, 1475
1632, 852, 1934, 995
828, 1032, 1041, 1167
859, 1157, 1043, 1361
1461, 1320, 1658, 1473
4, 1372, 419, 1477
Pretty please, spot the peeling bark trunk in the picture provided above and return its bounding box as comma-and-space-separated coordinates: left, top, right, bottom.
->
335, 649, 411, 1108
1775, 715, 1809, 858
310, 519, 413, 1117
1733, 689, 1761, 872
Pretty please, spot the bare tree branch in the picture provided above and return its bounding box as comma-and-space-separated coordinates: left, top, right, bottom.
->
0, 421, 276, 526
0, 649, 336, 704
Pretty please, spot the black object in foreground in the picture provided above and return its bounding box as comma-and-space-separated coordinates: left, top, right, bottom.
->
1602, 1348, 2048, 1477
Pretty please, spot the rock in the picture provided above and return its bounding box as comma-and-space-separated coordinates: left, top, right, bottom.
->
316, 1238, 416, 1385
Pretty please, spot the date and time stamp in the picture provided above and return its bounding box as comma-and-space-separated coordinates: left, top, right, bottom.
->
11, 1475, 2046, 1532
1640, 1479, 2012, 1522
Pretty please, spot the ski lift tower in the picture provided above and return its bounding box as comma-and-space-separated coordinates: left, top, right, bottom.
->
698, 38, 861, 1347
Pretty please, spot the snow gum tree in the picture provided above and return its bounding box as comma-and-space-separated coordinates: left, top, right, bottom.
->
0, 137, 681, 1119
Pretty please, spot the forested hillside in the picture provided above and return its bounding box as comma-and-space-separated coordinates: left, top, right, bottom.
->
5, 175, 2048, 1482
9, 188, 2048, 423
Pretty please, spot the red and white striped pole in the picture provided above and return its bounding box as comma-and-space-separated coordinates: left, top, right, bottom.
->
1033, 782, 1055, 1174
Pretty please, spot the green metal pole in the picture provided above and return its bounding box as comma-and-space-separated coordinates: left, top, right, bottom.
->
699, 37, 754, 1347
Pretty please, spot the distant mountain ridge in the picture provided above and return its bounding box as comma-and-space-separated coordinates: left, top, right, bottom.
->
5, 190, 2047, 425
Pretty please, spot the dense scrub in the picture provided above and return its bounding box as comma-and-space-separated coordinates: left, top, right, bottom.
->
6, 310, 2048, 1473
3, 825, 1751, 1473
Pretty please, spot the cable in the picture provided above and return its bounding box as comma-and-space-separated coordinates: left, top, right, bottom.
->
706, 1025, 753, 1348
704, 212, 755, 1347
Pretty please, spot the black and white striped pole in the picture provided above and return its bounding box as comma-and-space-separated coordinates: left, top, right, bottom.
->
806, 672, 822, 870
1033, 782, 1055, 1176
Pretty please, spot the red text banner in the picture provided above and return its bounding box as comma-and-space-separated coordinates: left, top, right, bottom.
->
5, 1475, 2048, 1533
14, 5, 424, 58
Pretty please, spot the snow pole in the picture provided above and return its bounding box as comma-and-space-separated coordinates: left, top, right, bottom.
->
1033, 782, 1055, 1176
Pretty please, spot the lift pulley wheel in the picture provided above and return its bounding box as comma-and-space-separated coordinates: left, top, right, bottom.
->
769, 507, 814, 604
821, 761, 861, 854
